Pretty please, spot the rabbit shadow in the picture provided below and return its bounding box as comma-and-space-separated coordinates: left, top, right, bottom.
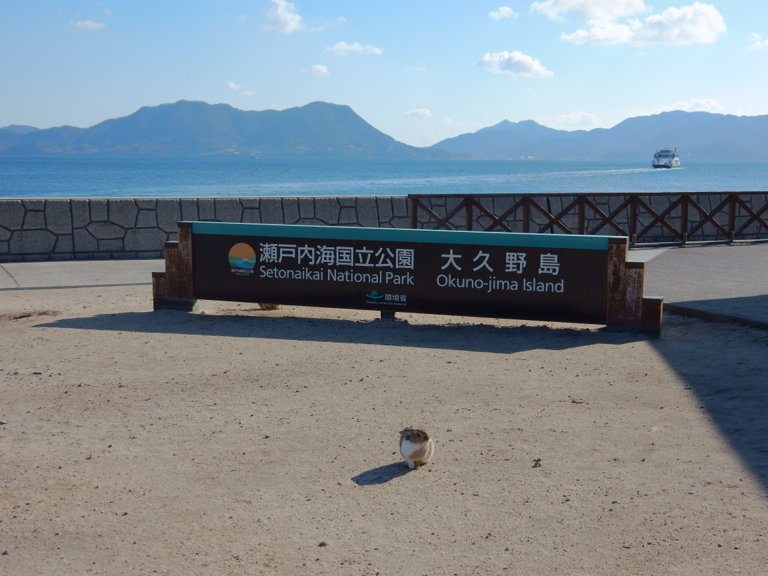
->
352, 462, 411, 486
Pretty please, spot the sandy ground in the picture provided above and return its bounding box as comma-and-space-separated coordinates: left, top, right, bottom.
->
1, 285, 767, 576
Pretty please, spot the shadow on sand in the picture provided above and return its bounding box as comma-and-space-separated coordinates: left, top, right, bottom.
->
36, 308, 646, 355
650, 314, 768, 493
352, 463, 411, 486
37, 304, 767, 490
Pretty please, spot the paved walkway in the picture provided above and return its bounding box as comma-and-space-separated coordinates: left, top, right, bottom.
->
0, 259, 162, 291
638, 242, 768, 328
2, 243, 767, 328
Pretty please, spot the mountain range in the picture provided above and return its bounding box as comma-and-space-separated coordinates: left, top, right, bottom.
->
437, 112, 768, 162
0, 101, 435, 159
2, 100, 767, 162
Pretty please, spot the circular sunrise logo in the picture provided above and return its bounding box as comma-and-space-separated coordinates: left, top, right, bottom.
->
228, 242, 257, 270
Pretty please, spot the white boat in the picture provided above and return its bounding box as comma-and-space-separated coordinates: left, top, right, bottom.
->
652, 147, 680, 169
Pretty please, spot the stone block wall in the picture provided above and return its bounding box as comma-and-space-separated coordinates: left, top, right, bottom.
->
0, 196, 409, 262
1, 192, 765, 261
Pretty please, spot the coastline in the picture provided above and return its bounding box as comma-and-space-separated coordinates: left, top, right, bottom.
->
4, 157, 768, 199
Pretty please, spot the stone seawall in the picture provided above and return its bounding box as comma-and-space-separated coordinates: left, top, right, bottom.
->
0, 197, 409, 262
2, 193, 766, 261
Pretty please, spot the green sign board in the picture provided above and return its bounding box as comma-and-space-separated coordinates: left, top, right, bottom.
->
190, 222, 618, 324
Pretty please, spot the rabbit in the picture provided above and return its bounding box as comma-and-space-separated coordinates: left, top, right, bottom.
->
399, 427, 434, 469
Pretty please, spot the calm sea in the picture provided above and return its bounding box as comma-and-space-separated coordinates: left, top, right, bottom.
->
1, 156, 767, 198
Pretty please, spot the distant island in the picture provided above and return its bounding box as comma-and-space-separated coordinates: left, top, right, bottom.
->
2, 100, 768, 162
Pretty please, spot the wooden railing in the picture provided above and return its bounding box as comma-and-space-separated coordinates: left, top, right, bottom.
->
408, 192, 768, 246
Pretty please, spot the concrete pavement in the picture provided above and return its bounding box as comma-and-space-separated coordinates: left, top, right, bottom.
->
0, 259, 163, 291
2, 243, 767, 328
639, 242, 768, 328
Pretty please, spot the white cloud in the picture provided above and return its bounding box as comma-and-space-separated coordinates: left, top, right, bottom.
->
310, 64, 330, 76
623, 98, 728, 121
561, 18, 636, 44
305, 15, 348, 33
531, 0, 646, 21
478, 51, 554, 77
227, 81, 254, 96
660, 98, 726, 113
535, 1, 726, 46
327, 41, 383, 56
406, 108, 433, 118
489, 6, 518, 21
265, 0, 303, 34
543, 111, 601, 130
749, 32, 768, 50
634, 2, 726, 45
439, 117, 484, 138
71, 20, 106, 31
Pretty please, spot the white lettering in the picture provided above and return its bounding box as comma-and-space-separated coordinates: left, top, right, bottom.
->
436, 273, 487, 290
327, 269, 382, 284
385, 271, 415, 285
259, 266, 323, 281
488, 277, 519, 293
523, 277, 565, 293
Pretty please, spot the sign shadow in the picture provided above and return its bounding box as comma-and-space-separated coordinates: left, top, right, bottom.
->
36, 308, 647, 355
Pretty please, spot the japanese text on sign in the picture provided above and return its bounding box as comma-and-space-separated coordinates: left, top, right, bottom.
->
440, 249, 561, 275
259, 243, 415, 270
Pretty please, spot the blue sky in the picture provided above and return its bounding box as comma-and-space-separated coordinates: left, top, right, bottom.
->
2, 1, 767, 146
